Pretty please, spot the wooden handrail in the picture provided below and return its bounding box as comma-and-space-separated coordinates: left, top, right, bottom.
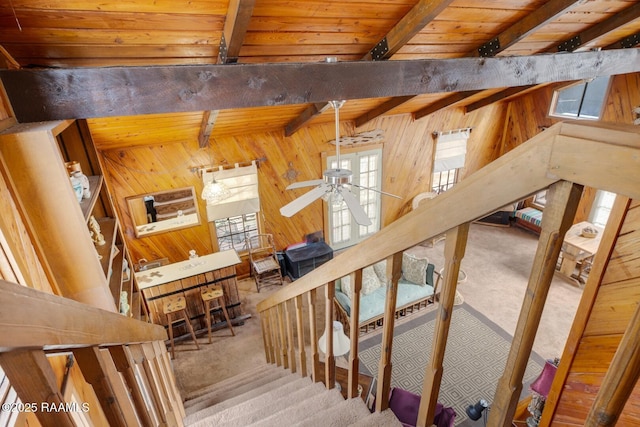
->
256, 120, 640, 425
0, 279, 166, 351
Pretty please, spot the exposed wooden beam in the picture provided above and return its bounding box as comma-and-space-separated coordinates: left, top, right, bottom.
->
2, 49, 640, 122
286, 0, 452, 134
409, 0, 584, 121
199, 0, 255, 147
466, 2, 640, 112
219, 0, 256, 64
365, 0, 454, 61
198, 110, 219, 148
354, 96, 413, 128
284, 102, 330, 136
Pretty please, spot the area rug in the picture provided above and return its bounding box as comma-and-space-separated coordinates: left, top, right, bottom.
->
357, 303, 546, 426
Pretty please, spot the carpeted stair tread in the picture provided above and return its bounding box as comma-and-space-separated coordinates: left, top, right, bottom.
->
184, 367, 289, 412
246, 385, 345, 427
189, 378, 325, 427
348, 409, 403, 426
185, 375, 313, 424
184, 364, 281, 403
293, 396, 372, 427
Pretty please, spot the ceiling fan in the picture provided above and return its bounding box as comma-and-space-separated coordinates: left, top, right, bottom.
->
280, 100, 401, 226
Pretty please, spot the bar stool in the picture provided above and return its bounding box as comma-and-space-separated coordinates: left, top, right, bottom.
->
163, 296, 200, 359
201, 285, 235, 343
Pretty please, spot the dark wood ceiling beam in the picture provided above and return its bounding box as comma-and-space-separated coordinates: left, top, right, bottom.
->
284, 103, 331, 136
466, 2, 640, 113
410, 0, 584, 121
199, 0, 255, 147
3, 49, 640, 123
354, 96, 414, 128
286, 0, 454, 134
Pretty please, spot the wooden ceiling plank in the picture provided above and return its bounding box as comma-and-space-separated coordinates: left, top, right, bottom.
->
286, 0, 453, 134
466, 2, 640, 112
354, 96, 414, 128
409, 0, 584, 120
3, 49, 640, 123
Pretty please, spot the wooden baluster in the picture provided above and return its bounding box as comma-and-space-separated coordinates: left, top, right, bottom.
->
489, 181, 582, 425
417, 223, 469, 427
295, 294, 307, 377
260, 310, 274, 364
270, 306, 282, 367
130, 343, 171, 425
142, 342, 181, 427
348, 268, 363, 399
153, 340, 186, 422
308, 288, 320, 382
108, 345, 155, 427
585, 293, 640, 425
73, 346, 137, 427
375, 252, 403, 412
0, 349, 74, 427
277, 303, 289, 369
285, 299, 297, 374
127, 344, 161, 426
324, 280, 336, 389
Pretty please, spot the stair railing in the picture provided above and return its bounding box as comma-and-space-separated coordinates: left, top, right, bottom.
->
256, 120, 640, 426
0, 279, 184, 427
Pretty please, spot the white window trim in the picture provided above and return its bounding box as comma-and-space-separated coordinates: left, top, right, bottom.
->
549, 76, 611, 121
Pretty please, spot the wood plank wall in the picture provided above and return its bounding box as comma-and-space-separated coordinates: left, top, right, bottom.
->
499, 72, 640, 424
87, 103, 506, 273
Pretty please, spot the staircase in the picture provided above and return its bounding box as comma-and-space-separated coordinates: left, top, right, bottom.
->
181, 364, 401, 427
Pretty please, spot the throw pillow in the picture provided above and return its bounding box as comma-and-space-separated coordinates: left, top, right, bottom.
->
339, 266, 382, 297
372, 260, 388, 285
402, 252, 429, 286
361, 266, 382, 295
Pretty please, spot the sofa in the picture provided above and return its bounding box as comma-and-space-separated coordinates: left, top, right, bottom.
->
333, 253, 439, 336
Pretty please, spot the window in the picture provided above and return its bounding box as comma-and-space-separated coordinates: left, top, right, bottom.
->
326, 147, 382, 250
214, 213, 259, 252
431, 169, 460, 193
532, 190, 547, 209
550, 76, 610, 120
589, 190, 616, 228
431, 128, 469, 193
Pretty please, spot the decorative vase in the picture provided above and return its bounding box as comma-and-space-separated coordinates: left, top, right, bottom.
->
71, 170, 91, 199
69, 174, 83, 203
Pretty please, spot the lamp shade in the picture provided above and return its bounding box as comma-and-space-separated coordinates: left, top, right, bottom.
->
530, 360, 558, 398
318, 321, 350, 356
201, 180, 231, 204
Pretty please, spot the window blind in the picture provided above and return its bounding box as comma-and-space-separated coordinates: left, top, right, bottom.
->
433, 129, 470, 173
204, 162, 260, 221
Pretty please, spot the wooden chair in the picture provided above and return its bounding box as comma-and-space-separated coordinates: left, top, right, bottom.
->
162, 296, 200, 359
247, 234, 283, 292
201, 285, 235, 343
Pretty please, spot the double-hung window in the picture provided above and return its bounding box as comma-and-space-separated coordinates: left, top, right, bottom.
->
325, 147, 383, 250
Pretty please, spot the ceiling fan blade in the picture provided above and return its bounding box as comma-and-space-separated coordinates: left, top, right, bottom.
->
280, 184, 331, 217
286, 179, 325, 190
340, 188, 372, 226
351, 183, 402, 199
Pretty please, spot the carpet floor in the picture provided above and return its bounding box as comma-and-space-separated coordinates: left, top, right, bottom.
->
357, 303, 545, 426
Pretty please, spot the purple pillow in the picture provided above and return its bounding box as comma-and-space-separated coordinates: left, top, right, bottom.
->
388, 388, 456, 427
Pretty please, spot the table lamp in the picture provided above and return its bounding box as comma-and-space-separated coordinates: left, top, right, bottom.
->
318, 321, 351, 356
527, 360, 558, 427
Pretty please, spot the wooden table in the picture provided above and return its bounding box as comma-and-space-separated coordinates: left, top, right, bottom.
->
557, 221, 603, 285
135, 250, 245, 336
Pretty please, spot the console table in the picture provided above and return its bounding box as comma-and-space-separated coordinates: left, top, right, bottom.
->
135, 250, 244, 334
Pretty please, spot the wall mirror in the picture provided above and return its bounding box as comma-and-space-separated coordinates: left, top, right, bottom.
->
127, 186, 201, 238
